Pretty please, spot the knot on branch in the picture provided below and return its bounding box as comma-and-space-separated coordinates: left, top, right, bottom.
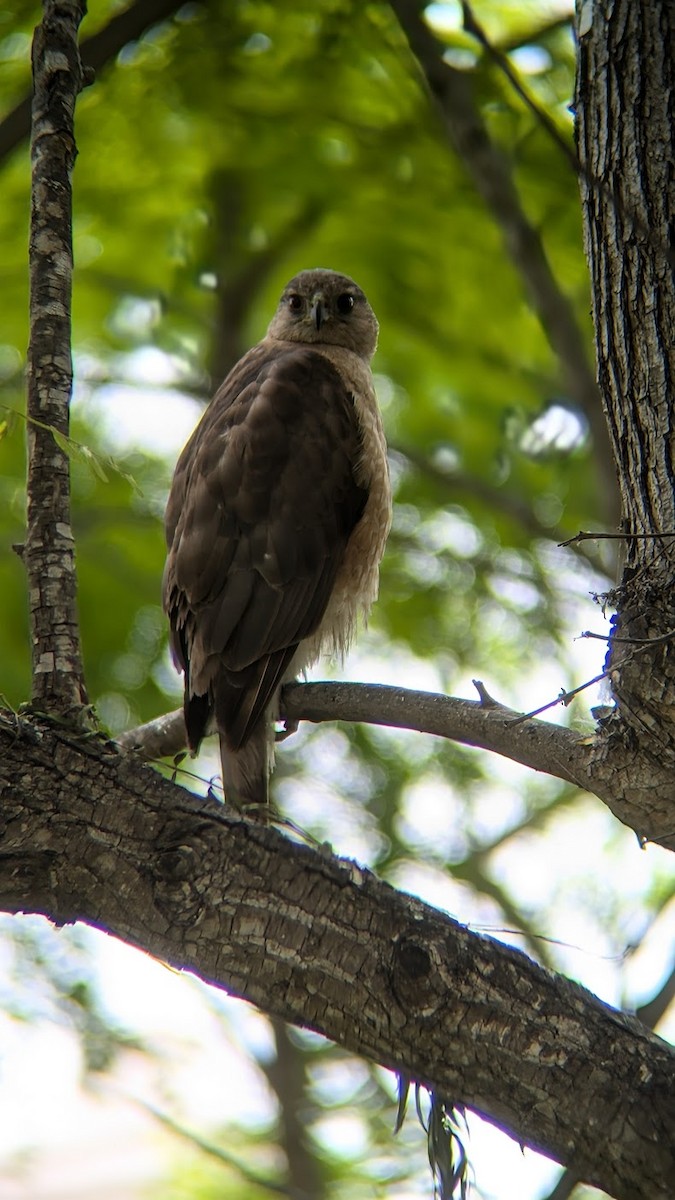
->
390, 933, 446, 1017
152, 826, 213, 926
396, 937, 432, 980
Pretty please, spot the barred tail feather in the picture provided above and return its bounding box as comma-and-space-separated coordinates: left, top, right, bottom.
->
219, 722, 272, 809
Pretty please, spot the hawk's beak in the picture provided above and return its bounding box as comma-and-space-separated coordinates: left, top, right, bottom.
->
310, 295, 328, 331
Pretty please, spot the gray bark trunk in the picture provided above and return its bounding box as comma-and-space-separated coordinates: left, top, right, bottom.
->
25, 0, 88, 712
576, 0, 675, 836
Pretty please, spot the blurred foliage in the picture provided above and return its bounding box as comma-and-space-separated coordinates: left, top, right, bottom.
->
0, 2, 671, 1200
0, 0, 606, 715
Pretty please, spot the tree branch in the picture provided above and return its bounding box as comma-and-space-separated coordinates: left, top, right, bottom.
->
0, 710, 672, 1200
118, 681, 589, 787
25, 1, 88, 712
118, 679, 675, 852
542, 954, 675, 1200
387, 0, 619, 526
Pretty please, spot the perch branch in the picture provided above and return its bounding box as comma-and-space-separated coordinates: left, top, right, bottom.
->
118, 680, 591, 791
119, 679, 675, 850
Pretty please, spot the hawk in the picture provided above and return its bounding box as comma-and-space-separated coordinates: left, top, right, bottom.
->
163, 268, 391, 806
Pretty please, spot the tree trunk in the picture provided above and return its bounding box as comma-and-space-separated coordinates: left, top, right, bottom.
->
25, 0, 88, 713
577, 0, 675, 831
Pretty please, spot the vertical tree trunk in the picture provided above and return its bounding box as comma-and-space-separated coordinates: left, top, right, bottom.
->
25, 1, 88, 713
577, 2, 675, 764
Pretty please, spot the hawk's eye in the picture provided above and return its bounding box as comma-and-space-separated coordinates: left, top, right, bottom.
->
287, 294, 303, 312
336, 293, 354, 315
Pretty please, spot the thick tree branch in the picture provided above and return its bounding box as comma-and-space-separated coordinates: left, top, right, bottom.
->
118, 680, 675, 852
25, 1, 87, 712
0, 710, 672, 1200
387, 0, 619, 525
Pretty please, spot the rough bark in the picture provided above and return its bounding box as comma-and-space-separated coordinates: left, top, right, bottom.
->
576, 1, 675, 826
25, 0, 87, 712
0, 710, 672, 1200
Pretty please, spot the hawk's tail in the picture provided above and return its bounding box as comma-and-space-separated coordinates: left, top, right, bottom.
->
219, 721, 272, 809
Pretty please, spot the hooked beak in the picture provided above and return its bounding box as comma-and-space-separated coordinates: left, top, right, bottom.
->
310, 294, 328, 331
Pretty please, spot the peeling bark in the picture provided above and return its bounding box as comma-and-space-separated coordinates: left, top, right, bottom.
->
0, 710, 672, 1200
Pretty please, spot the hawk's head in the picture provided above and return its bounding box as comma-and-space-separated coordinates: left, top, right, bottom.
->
267, 269, 379, 360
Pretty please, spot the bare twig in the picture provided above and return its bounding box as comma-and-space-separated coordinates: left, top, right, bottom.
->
461, 1, 577, 171
512, 631, 675, 724
25, 1, 88, 712
581, 629, 675, 647
560, 529, 675, 547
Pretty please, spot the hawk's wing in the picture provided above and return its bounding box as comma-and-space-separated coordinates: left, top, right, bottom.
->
163, 342, 368, 751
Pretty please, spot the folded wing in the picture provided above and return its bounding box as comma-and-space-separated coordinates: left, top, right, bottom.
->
163, 343, 368, 751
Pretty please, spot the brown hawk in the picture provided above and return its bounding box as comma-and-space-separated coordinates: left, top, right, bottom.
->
162, 268, 391, 806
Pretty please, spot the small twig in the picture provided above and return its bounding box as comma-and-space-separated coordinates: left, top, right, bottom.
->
472, 678, 500, 707
559, 529, 675, 547
508, 672, 609, 725
461, 1, 577, 171
580, 629, 675, 648
510, 631, 675, 724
